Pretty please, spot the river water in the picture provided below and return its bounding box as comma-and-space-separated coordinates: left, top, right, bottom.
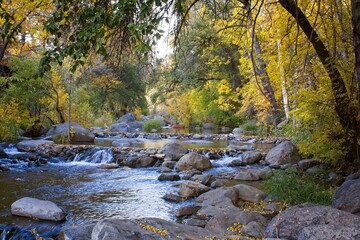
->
0, 138, 274, 229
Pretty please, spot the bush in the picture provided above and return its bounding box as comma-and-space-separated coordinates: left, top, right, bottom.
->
143, 119, 163, 133
240, 121, 258, 135
262, 169, 335, 205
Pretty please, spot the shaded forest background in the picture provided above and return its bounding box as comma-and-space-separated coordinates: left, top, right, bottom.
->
1, 0, 360, 168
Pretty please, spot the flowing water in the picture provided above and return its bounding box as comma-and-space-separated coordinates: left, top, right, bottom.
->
0, 138, 274, 230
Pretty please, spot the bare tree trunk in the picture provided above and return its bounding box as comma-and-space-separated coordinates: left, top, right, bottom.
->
277, 39, 290, 121
279, 0, 360, 162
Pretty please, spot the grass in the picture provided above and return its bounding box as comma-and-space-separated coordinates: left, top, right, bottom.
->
143, 119, 163, 133
240, 121, 258, 135
262, 169, 335, 205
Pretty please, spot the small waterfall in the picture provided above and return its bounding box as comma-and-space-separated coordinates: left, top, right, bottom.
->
73, 147, 115, 164
211, 155, 240, 168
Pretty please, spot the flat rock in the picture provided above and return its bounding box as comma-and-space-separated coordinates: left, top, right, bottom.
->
11, 197, 66, 221
91, 218, 214, 240
234, 167, 272, 181
297, 224, 360, 240
158, 173, 180, 181
17, 140, 54, 152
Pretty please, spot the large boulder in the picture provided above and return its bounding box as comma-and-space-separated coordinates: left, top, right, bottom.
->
110, 122, 130, 133
265, 140, 301, 167
159, 142, 188, 161
90, 218, 214, 240
17, 139, 54, 152
128, 121, 143, 131
11, 197, 66, 221
297, 225, 360, 240
242, 151, 262, 164
265, 203, 360, 239
117, 113, 136, 123
46, 122, 95, 143
175, 152, 212, 172
178, 181, 211, 199
332, 173, 360, 214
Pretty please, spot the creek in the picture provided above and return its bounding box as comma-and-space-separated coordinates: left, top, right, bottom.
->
0, 137, 274, 230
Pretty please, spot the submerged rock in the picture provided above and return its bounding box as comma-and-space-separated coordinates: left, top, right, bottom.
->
11, 197, 66, 221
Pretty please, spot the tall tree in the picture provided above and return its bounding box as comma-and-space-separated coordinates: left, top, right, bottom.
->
353, 0, 360, 110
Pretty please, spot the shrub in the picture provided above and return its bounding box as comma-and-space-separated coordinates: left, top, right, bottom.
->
52, 133, 69, 144
240, 121, 258, 135
262, 169, 335, 205
143, 119, 163, 133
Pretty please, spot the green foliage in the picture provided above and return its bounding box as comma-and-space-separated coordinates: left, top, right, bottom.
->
143, 119, 163, 133
52, 133, 69, 144
263, 170, 335, 205
240, 121, 258, 136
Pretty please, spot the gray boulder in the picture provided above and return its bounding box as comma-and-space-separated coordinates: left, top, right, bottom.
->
112, 139, 141, 147
11, 197, 66, 221
178, 181, 211, 199
234, 167, 273, 181
117, 113, 136, 123
202, 123, 216, 129
297, 225, 360, 240
332, 173, 360, 214
17, 139, 54, 151
159, 142, 188, 161
110, 122, 130, 133
128, 121, 143, 131
242, 151, 262, 164
123, 156, 157, 168
175, 152, 212, 172
265, 140, 301, 167
265, 203, 360, 239
61, 224, 95, 240
47, 122, 95, 143
91, 218, 214, 240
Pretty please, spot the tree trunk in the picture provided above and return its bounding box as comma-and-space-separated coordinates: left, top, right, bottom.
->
279, 0, 360, 162
242, 0, 282, 126
353, 0, 360, 111
277, 39, 290, 121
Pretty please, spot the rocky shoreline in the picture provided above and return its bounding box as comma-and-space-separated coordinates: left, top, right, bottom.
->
0, 136, 359, 239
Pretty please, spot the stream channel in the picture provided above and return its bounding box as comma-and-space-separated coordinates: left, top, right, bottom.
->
0, 137, 274, 230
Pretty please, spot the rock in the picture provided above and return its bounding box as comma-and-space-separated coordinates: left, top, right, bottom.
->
162, 194, 181, 202
0, 146, 8, 158
123, 156, 157, 168
242, 151, 262, 164
161, 161, 176, 169
232, 184, 266, 203
128, 121, 143, 131
191, 174, 216, 186
0, 165, 10, 171
234, 167, 273, 181
110, 122, 130, 133
242, 221, 263, 238
11, 197, 66, 221
46, 122, 95, 143
297, 224, 360, 240
178, 181, 211, 199
117, 113, 136, 123
91, 218, 214, 240
99, 163, 119, 169
158, 173, 180, 181
332, 173, 360, 214
159, 142, 188, 161
175, 152, 212, 172
211, 179, 224, 188
265, 140, 301, 167
232, 128, 243, 135
297, 159, 321, 172
228, 144, 254, 151
265, 203, 360, 239
61, 224, 95, 240
175, 206, 200, 217
183, 218, 207, 227
17, 139, 54, 152
229, 158, 247, 167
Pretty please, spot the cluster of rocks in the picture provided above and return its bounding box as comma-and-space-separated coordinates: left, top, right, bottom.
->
3, 136, 358, 239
